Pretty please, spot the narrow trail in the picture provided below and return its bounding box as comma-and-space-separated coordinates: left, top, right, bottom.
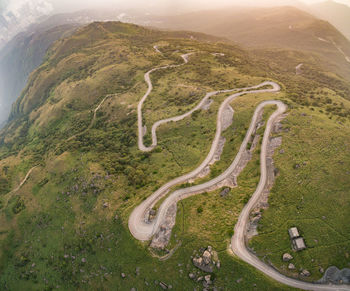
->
317, 36, 350, 64
296, 63, 303, 75
331, 40, 350, 64
12, 166, 37, 193
6, 80, 111, 198
129, 46, 350, 290
317, 37, 350, 63
153, 45, 162, 54
66, 94, 111, 142
4, 166, 37, 203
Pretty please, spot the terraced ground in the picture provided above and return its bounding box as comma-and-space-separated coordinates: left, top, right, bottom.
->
0, 22, 349, 290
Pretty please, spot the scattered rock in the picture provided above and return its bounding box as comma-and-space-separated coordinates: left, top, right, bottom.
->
220, 188, 230, 198
203, 251, 211, 265
149, 208, 156, 217
81, 258, 86, 263
103, 202, 109, 208
204, 275, 211, 284
192, 246, 219, 273
159, 282, 168, 289
193, 255, 214, 272
150, 204, 176, 249
193, 257, 203, 266
288, 263, 296, 270
121, 273, 126, 278
283, 253, 293, 262
279, 149, 285, 154
236, 278, 243, 283
189, 273, 195, 279
301, 269, 311, 277
197, 276, 203, 282
114, 214, 119, 221
319, 267, 324, 274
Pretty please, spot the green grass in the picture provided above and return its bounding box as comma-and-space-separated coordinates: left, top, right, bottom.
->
0, 21, 349, 290
249, 105, 350, 281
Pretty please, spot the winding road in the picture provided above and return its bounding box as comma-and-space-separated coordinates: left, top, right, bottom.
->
129, 48, 350, 290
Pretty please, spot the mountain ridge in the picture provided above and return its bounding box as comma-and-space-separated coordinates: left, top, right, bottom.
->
146, 5, 350, 80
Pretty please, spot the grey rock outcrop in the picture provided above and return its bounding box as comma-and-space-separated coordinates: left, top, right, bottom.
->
150, 203, 177, 249
317, 266, 350, 284
192, 246, 219, 273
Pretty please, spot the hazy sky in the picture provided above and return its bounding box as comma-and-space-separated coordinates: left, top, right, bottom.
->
48, 0, 350, 12
4, 0, 350, 15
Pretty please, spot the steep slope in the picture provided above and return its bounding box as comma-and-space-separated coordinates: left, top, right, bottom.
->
310, 0, 350, 41
150, 6, 350, 80
0, 21, 349, 290
0, 23, 79, 127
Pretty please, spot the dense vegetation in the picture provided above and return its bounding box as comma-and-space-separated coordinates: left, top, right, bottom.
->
0, 21, 349, 290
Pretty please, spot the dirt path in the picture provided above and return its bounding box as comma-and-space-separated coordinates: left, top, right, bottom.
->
66, 95, 111, 142
11, 166, 37, 193
331, 40, 350, 64
137, 52, 193, 152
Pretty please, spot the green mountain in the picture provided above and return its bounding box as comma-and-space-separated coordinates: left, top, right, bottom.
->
0, 21, 349, 290
150, 6, 350, 80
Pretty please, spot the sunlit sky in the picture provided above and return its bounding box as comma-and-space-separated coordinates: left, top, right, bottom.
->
49, 0, 350, 12
4, 0, 350, 15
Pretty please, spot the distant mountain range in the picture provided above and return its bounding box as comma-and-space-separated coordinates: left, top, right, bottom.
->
146, 6, 350, 80
1, 2, 350, 126
309, 0, 350, 40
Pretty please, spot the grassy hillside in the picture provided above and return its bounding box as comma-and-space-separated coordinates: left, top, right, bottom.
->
0, 21, 349, 290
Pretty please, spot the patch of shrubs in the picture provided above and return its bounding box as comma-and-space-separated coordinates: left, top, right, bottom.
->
13, 197, 26, 214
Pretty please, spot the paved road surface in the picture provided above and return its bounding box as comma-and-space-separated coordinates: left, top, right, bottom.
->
130, 50, 350, 290
131, 81, 281, 241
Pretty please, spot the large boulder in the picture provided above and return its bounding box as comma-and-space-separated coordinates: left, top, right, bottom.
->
301, 269, 311, 277
192, 256, 213, 273
203, 250, 211, 265
282, 253, 293, 262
